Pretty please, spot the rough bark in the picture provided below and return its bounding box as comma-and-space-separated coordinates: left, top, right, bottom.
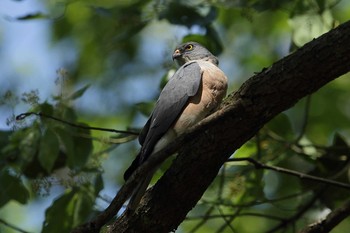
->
97, 20, 350, 233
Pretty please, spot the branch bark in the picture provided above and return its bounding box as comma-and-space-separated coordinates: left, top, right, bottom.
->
86, 20, 350, 233
299, 199, 350, 233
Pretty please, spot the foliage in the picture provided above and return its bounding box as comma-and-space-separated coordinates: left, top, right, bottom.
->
0, 0, 350, 233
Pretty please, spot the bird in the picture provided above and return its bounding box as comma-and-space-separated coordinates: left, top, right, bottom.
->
124, 41, 228, 210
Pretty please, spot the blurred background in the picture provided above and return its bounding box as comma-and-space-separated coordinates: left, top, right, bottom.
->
1, 0, 350, 232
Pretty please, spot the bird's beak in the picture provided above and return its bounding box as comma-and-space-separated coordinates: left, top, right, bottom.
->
172, 49, 181, 60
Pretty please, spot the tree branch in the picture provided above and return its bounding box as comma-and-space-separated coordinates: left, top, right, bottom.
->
16, 112, 139, 136
299, 199, 350, 233
266, 188, 324, 233
227, 157, 350, 190
73, 20, 350, 233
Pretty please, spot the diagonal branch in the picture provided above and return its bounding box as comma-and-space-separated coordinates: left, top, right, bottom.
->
299, 199, 350, 233
73, 20, 350, 233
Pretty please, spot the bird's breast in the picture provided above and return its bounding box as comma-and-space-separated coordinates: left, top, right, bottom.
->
173, 60, 228, 135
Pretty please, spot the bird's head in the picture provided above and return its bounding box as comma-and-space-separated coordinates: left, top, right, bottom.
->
172, 42, 219, 66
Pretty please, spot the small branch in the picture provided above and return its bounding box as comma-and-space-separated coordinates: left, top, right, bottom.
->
16, 112, 139, 135
187, 212, 285, 222
238, 212, 285, 221
227, 157, 350, 190
216, 206, 236, 233
266, 190, 323, 233
299, 199, 350, 233
200, 191, 306, 208
188, 205, 216, 233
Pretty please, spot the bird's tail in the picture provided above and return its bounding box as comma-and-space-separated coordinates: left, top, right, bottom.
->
127, 168, 156, 211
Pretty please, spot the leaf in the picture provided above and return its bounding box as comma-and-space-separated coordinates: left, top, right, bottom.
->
68, 84, 90, 100
61, 106, 78, 122
42, 187, 95, 233
14, 12, 48, 20
55, 127, 75, 162
37, 102, 54, 116
42, 190, 75, 233
0, 169, 30, 207
55, 125, 92, 169
38, 129, 60, 173
70, 125, 92, 169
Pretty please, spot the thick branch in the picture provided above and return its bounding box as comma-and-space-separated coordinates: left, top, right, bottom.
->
108, 20, 350, 232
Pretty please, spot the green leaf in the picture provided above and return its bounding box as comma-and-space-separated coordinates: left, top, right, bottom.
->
42, 187, 95, 233
38, 129, 60, 173
68, 84, 90, 100
42, 190, 75, 233
61, 106, 78, 122
55, 127, 75, 162
71, 125, 93, 169
0, 169, 30, 207
15, 12, 48, 20
55, 125, 92, 169
37, 102, 54, 116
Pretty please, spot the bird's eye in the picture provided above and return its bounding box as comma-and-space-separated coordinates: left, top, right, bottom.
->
185, 44, 193, 50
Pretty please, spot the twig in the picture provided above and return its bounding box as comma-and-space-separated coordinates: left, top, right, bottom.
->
16, 112, 139, 135
188, 206, 216, 233
216, 206, 237, 233
200, 191, 307, 208
299, 199, 350, 233
238, 212, 285, 221
187, 212, 284, 222
227, 157, 350, 190
266, 189, 324, 233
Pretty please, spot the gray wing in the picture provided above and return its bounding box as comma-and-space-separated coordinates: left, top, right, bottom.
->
123, 61, 202, 180
139, 61, 202, 161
